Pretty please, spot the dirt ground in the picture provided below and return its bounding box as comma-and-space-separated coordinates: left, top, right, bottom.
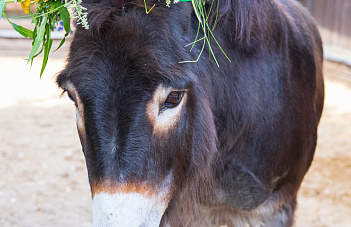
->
0, 47, 350, 226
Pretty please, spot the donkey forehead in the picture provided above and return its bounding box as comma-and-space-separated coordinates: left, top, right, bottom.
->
56, 70, 192, 128
57, 59, 193, 97
58, 74, 189, 100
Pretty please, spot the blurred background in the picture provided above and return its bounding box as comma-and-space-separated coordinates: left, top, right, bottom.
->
0, 1, 350, 226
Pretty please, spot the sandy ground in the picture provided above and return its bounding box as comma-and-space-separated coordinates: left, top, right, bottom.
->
0, 45, 350, 226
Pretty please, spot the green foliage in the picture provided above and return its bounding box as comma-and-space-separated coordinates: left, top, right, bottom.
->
185, 0, 230, 66
2, 0, 229, 78
2, 0, 88, 77
67, 0, 88, 29
148, 0, 230, 66
29, 1, 66, 77
3, 12, 33, 38
28, 16, 47, 64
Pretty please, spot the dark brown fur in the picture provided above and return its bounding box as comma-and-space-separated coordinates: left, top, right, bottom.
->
57, 0, 324, 226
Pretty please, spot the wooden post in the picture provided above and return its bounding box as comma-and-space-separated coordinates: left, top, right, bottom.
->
307, 0, 313, 11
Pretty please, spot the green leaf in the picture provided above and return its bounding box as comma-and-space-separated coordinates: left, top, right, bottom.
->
52, 0, 70, 35
40, 38, 53, 77
58, 4, 70, 34
3, 12, 33, 38
11, 22, 33, 38
39, 23, 52, 77
31, 44, 44, 59
0, 0, 6, 19
54, 37, 66, 52
28, 17, 47, 63
31, 22, 50, 59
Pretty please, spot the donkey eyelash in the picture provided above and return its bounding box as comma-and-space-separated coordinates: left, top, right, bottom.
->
60, 90, 67, 98
60, 90, 77, 105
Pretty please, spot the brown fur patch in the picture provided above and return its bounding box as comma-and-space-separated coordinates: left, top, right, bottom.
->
62, 82, 86, 137
146, 85, 187, 135
76, 94, 86, 135
91, 180, 156, 197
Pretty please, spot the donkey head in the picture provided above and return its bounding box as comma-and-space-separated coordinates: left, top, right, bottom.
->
57, 0, 218, 225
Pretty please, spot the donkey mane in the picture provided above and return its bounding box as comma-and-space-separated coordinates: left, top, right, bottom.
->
82, 0, 274, 48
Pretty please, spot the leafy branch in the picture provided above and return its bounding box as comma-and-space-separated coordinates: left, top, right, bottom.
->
0, 0, 88, 77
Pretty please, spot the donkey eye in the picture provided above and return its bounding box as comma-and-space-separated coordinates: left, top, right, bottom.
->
68, 92, 75, 102
62, 90, 75, 103
164, 91, 185, 108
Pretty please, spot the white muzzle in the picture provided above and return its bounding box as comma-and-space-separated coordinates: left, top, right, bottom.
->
92, 192, 167, 227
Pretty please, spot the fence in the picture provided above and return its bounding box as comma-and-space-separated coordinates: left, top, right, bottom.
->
299, 0, 351, 50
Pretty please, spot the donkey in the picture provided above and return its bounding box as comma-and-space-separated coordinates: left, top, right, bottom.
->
56, 0, 324, 226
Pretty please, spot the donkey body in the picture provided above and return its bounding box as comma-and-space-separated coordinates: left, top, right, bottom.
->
57, 0, 324, 226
